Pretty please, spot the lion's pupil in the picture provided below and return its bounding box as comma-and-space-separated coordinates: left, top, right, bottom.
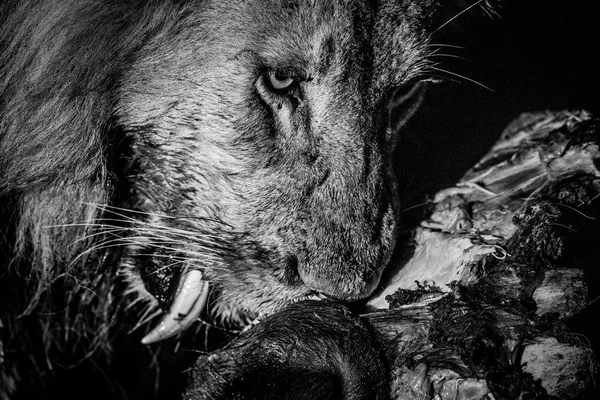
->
274, 70, 287, 81
269, 70, 294, 90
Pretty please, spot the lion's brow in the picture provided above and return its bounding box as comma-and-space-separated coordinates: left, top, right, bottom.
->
232, 48, 313, 73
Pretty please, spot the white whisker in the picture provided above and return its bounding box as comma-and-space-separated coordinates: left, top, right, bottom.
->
429, 53, 470, 62
71, 228, 129, 244
431, 0, 484, 35
69, 241, 130, 265
429, 43, 467, 50
429, 66, 493, 91
144, 260, 187, 275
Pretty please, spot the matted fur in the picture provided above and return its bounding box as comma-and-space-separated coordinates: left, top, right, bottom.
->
0, 0, 440, 398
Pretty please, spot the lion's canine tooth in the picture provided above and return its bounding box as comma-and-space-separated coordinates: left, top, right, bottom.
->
141, 269, 209, 345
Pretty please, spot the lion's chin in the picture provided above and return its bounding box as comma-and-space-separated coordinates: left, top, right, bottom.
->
141, 269, 210, 344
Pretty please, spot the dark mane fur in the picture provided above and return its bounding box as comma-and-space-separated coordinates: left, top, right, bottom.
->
0, 1, 190, 397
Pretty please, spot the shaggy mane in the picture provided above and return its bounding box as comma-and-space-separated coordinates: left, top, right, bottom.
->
0, 1, 187, 396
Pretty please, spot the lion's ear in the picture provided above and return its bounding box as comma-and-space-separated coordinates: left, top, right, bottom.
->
429, 0, 507, 62
387, 80, 430, 135
479, 0, 505, 18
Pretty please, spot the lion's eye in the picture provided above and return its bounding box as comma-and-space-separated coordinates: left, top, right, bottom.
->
266, 70, 296, 93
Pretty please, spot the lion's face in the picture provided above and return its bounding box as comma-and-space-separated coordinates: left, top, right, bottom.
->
114, 0, 432, 340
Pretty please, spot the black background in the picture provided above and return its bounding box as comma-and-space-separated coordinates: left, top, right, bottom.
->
399, 1, 600, 206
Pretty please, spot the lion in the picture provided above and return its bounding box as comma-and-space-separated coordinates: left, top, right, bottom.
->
0, 0, 441, 398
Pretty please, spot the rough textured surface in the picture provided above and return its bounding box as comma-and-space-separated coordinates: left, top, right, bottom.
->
367, 110, 600, 399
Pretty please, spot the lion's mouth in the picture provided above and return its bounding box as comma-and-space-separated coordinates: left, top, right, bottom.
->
138, 267, 326, 344
135, 237, 380, 344
133, 239, 311, 345
141, 268, 210, 344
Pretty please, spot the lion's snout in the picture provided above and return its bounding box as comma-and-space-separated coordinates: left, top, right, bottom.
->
295, 198, 398, 302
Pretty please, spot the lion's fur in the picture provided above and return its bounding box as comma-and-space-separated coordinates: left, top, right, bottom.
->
0, 0, 439, 398
0, 2, 192, 397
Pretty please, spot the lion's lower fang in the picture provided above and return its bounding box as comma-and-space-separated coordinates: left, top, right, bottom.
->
141, 269, 209, 345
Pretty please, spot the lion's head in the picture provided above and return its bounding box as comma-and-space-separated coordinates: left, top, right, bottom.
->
114, 0, 434, 342
0, 0, 434, 397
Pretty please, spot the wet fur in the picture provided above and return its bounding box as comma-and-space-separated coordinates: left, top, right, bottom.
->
0, 0, 437, 398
